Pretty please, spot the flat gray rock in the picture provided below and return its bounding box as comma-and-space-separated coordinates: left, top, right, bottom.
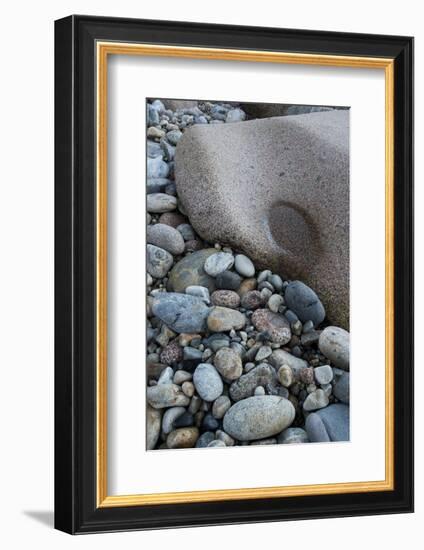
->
175, 111, 349, 328
152, 292, 211, 333
146, 383, 190, 409
146, 192, 176, 213
305, 403, 349, 442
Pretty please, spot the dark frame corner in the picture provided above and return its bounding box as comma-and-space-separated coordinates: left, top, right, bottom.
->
55, 15, 414, 534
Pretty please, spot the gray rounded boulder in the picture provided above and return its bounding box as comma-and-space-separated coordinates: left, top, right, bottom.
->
175, 110, 349, 328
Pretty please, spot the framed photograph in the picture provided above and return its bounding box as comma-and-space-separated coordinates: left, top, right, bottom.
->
54, 15, 414, 534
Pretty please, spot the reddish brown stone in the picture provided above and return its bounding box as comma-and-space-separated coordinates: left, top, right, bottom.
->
241, 290, 263, 310
251, 309, 291, 344
160, 340, 183, 365
211, 290, 241, 309
184, 239, 204, 252
159, 211, 187, 228
299, 367, 314, 385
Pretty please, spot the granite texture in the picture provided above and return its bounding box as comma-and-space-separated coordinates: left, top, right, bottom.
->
175, 110, 349, 328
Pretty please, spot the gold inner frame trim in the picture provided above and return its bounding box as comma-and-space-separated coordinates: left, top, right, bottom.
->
96, 41, 395, 508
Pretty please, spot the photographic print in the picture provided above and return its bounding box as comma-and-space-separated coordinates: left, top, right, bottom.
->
146, 98, 350, 450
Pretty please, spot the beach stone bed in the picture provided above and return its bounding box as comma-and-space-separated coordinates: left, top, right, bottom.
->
146, 98, 350, 450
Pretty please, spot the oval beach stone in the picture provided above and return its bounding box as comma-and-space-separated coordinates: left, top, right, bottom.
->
146, 192, 176, 213
214, 347, 243, 381
193, 363, 224, 402
223, 396, 295, 441
234, 254, 255, 277
285, 280, 326, 326
207, 307, 246, 332
147, 223, 185, 255
319, 326, 350, 370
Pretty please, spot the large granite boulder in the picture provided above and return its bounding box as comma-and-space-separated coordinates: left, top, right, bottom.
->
162, 99, 198, 111
175, 110, 349, 328
240, 102, 334, 119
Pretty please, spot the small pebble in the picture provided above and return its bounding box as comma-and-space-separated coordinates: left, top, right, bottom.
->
207, 440, 226, 448
212, 395, 232, 419
196, 432, 215, 448
234, 254, 255, 277
255, 345, 272, 362
303, 389, 329, 411
182, 381, 195, 397
267, 294, 284, 313
278, 365, 294, 387
167, 427, 199, 448
215, 270, 242, 290
202, 413, 220, 431
257, 270, 272, 283
193, 363, 223, 402
314, 365, 334, 385
204, 252, 234, 277
173, 411, 194, 428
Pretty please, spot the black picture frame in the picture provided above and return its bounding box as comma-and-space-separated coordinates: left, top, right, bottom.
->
55, 15, 414, 534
